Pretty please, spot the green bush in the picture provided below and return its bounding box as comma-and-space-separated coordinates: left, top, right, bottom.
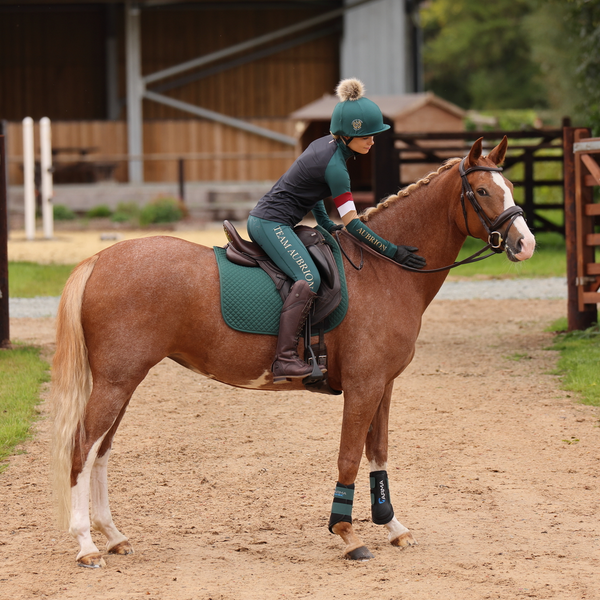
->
86, 204, 113, 219
53, 204, 76, 220
139, 196, 185, 226
110, 201, 140, 224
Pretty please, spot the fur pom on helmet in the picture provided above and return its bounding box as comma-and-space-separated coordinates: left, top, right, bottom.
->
335, 78, 365, 102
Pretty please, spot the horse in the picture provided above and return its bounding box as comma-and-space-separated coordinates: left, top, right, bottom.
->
51, 137, 535, 567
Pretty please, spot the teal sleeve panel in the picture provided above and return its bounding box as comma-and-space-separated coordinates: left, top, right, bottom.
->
345, 218, 397, 258
312, 200, 337, 232
324, 147, 351, 199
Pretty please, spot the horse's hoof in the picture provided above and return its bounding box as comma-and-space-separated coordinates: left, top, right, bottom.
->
391, 531, 417, 549
77, 553, 106, 568
345, 545, 374, 561
108, 540, 134, 555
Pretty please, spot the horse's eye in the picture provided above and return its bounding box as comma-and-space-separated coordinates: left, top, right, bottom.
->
476, 188, 488, 196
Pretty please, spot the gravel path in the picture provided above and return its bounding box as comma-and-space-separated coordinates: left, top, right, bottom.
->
9, 277, 568, 319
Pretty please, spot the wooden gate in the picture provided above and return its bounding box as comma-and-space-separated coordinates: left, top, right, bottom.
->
564, 127, 599, 330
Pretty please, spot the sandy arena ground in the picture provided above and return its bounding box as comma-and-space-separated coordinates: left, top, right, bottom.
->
1, 228, 599, 600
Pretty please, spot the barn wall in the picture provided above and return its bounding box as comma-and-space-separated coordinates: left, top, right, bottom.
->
137, 5, 341, 119
0, 5, 108, 120
6, 118, 296, 184
0, 3, 341, 122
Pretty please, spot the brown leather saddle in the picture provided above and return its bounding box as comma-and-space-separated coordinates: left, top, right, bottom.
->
222, 220, 343, 396
222, 220, 342, 325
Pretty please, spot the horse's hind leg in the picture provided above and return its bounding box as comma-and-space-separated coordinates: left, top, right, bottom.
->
90, 400, 134, 557
70, 382, 136, 567
365, 382, 417, 550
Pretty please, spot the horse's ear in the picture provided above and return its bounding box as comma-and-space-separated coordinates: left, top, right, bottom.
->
486, 135, 508, 166
464, 137, 483, 169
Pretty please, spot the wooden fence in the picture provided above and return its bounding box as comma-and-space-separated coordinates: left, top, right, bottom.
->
4, 119, 297, 185
390, 129, 566, 235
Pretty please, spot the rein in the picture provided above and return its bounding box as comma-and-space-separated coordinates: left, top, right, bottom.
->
336, 157, 525, 274
335, 230, 497, 273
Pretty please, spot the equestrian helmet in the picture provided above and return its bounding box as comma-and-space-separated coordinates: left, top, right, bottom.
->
330, 78, 390, 137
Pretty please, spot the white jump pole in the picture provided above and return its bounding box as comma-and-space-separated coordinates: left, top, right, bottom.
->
40, 117, 53, 239
22, 117, 35, 241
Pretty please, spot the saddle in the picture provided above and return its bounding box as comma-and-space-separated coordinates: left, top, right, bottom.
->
222, 220, 343, 396
223, 220, 342, 325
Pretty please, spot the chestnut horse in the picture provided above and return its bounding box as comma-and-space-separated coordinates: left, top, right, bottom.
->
51, 137, 535, 567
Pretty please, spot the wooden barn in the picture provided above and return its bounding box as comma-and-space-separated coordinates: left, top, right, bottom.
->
0, 0, 455, 217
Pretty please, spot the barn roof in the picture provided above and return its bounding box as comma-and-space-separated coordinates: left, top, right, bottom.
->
290, 91, 466, 121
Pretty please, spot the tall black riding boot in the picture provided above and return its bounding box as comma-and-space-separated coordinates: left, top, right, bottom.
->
272, 279, 316, 383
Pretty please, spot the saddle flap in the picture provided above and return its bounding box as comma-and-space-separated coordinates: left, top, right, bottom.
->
295, 226, 341, 324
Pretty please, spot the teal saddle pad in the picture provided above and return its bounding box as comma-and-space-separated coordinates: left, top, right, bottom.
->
213, 226, 348, 336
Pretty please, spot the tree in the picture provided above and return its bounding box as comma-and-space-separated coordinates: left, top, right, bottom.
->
421, 0, 548, 111
567, 0, 600, 134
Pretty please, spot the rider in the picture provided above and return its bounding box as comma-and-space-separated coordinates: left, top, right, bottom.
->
248, 78, 426, 382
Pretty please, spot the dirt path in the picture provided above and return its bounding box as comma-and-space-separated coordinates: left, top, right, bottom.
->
2, 297, 599, 600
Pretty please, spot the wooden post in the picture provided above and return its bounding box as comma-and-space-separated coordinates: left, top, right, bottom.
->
523, 148, 535, 226
0, 135, 10, 348
178, 158, 185, 202
564, 127, 597, 331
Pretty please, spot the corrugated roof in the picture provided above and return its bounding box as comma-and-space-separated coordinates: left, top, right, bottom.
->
290, 91, 466, 121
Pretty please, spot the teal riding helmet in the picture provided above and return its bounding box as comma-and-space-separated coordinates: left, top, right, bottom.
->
330, 78, 390, 137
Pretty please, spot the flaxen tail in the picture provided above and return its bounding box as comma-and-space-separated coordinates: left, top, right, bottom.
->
51, 254, 99, 530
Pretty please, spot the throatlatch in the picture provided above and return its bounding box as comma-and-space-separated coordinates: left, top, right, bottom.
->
328, 482, 354, 533
370, 470, 394, 525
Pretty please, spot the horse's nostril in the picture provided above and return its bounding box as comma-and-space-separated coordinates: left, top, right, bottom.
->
515, 238, 523, 254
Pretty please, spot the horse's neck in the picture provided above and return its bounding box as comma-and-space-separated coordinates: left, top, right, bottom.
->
366, 169, 466, 270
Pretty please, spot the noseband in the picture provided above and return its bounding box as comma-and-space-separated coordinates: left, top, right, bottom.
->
459, 157, 524, 253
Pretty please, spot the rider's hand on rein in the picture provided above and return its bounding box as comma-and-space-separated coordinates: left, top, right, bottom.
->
392, 246, 427, 269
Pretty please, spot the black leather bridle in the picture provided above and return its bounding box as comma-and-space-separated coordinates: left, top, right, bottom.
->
337, 157, 528, 274
459, 157, 524, 254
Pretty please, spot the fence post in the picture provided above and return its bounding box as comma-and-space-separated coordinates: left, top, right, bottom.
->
523, 148, 535, 226
178, 158, 185, 202
22, 117, 36, 240
40, 117, 54, 239
0, 135, 10, 348
563, 126, 597, 331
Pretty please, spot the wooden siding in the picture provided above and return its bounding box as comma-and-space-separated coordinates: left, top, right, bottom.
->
5, 119, 296, 184
1, 4, 341, 121
137, 6, 341, 119
0, 5, 107, 120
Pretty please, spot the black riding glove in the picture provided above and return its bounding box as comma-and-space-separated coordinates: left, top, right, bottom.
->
328, 223, 344, 233
393, 245, 427, 269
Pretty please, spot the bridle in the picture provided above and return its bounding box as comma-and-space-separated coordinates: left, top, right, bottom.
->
337, 157, 526, 274
458, 157, 524, 254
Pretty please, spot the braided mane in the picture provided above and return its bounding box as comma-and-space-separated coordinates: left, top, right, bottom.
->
361, 157, 462, 222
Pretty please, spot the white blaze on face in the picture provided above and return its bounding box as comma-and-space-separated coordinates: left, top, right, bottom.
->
492, 172, 536, 260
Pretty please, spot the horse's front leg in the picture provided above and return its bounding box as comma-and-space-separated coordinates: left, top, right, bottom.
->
329, 386, 385, 560
365, 381, 417, 550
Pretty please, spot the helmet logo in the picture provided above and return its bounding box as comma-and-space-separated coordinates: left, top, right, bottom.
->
352, 119, 363, 132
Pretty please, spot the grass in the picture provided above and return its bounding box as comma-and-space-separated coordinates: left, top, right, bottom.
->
0, 345, 50, 473
7, 231, 567, 300
8, 262, 75, 298
549, 321, 600, 407
453, 231, 565, 278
